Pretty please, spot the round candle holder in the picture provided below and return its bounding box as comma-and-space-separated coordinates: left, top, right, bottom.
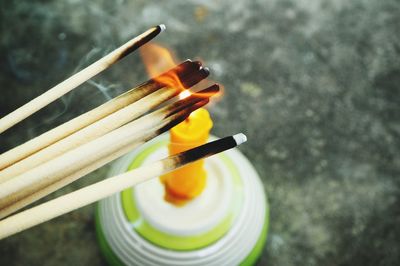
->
95, 134, 269, 266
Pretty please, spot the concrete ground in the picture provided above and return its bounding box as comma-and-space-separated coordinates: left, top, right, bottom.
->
0, 0, 399, 265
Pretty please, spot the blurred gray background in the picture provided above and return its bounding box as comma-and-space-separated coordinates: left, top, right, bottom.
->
0, 0, 399, 265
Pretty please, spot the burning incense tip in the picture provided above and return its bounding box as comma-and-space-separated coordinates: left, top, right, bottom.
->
159, 24, 166, 32
233, 133, 247, 145
178, 90, 191, 100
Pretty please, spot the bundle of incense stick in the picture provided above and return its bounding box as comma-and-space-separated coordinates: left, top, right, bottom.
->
0, 84, 218, 218
0, 61, 209, 179
0, 25, 247, 238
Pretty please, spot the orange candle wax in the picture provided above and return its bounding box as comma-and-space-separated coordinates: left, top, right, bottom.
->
161, 108, 213, 205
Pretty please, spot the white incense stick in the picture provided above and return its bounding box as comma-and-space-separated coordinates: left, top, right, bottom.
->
0, 134, 246, 239
0, 25, 165, 134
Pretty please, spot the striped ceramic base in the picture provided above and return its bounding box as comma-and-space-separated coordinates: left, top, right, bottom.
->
96, 134, 269, 266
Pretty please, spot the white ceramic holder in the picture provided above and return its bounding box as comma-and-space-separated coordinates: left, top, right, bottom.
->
96, 134, 269, 266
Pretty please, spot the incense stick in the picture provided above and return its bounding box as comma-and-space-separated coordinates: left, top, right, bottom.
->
0, 86, 218, 209
0, 25, 165, 134
0, 134, 247, 239
0, 66, 209, 181
0, 60, 200, 171
0, 102, 208, 219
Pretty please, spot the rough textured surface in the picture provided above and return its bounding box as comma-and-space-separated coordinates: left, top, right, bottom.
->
1, 0, 400, 265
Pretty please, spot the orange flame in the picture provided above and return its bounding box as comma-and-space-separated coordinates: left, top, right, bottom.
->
140, 43, 185, 91
140, 43, 224, 102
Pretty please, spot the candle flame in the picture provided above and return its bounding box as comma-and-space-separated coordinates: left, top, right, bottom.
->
140, 43, 224, 104
140, 43, 185, 91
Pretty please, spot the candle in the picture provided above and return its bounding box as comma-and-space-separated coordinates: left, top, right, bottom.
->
161, 108, 213, 205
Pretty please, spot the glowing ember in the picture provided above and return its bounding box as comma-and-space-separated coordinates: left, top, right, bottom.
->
178, 90, 191, 100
